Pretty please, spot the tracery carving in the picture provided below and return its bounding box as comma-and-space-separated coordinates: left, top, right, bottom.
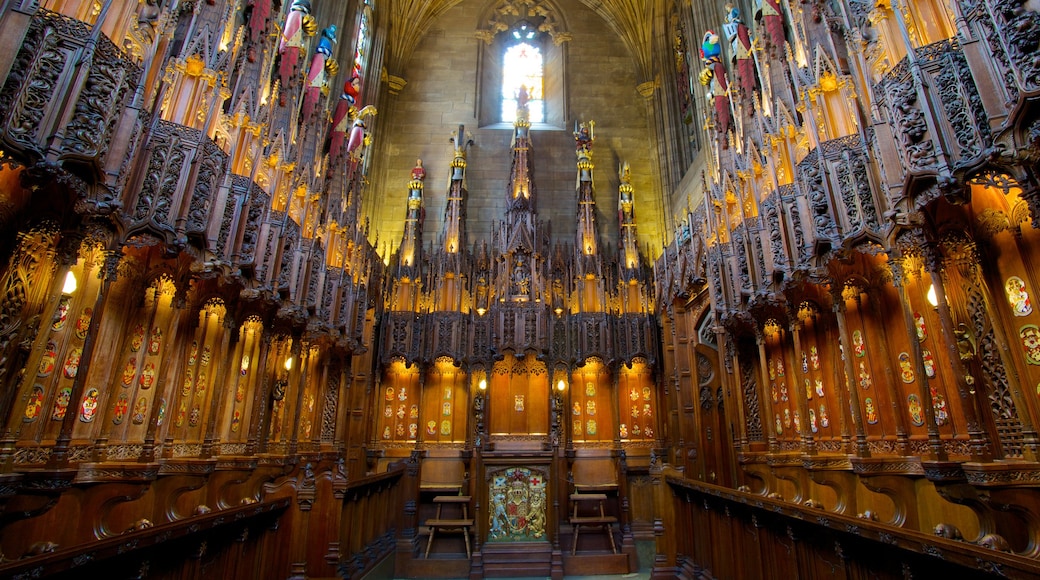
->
320, 361, 340, 442
132, 121, 186, 233
931, 40, 991, 164
880, 61, 935, 173
989, 0, 1040, 92
741, 348, 762, 441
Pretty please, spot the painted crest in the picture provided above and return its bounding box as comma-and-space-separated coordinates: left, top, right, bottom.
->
907, 394, 924, 426
23, 385, 44, 422
1020, 324, 1040, 365
122, 359, 137, 387
74, 307, 92, 339
112, 393, 129, 425
864, 397, 878, 424
79, 388, 99, 422
131, 397, 148, 424
898, 352, 915, 383
129, 324, 145, 352
1005, 276, 1032, 316
148, 327, 162, 355
139, 362, 155, 389
51, 387, 71, 420
913, 312, 927, 342
62, 347, 82, 378
922, 350, 935, 378
38, 341, 57, 377
52, 296, 70, 331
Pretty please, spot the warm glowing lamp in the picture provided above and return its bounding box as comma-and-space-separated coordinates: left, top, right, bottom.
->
476, 307, 486, 316
284, 357, 294, 371
478, 379, 487, 391
926, 284, 938, 307
556, 379, 566, 392
62, 271, 77, 294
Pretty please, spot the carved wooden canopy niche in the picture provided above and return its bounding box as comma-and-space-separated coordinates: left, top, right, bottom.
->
475, 0, 571, 46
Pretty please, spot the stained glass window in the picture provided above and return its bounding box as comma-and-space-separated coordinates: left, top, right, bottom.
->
353, 3, 369, 79
501, 42, 544, 123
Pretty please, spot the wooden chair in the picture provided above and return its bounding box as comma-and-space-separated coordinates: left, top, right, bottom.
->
424, 495, 473, 559
569, 492, 618, 555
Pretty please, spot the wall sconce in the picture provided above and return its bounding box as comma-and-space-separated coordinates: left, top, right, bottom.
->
556, 379, 566, 392
554, 307, 563, 316
284, 356, 294, 371
476, 307, 486, 316
926, 284, 938, 308
478, 378, 487, 390
62, 271, 77, 295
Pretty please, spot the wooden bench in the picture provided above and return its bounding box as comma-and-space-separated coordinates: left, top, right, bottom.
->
424, 495, 473, 559
569, 493, 617, 555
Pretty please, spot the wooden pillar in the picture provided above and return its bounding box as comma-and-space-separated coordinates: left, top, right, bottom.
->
890, 255, 947, 460
831, 294, 870, 457
203, 312, 239, 458
788, 317, 816, 456
863, 281, 911, 455
246, 333, 275, 455
755, 330, 779, 452
287, 340, 308, 455
924, 246, 992, 461
50, 245, 121, 467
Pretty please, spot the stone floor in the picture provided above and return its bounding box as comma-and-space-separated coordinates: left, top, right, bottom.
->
392, 541, 655, 580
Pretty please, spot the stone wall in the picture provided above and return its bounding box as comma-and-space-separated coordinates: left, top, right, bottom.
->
365, 0, 663, 256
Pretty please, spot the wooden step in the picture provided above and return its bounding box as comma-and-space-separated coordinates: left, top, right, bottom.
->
480, 541, 552, 577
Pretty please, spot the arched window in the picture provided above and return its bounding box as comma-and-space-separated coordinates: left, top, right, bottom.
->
501, 42, 544, 123
476, 2, 568, 129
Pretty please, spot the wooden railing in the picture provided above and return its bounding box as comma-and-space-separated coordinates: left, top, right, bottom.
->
337, 462, 408, 579
658, 476, 1040, 580
0, 497, 289, 578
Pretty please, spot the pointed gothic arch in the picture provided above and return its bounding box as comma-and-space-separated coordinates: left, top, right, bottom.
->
475, 0, 570, 129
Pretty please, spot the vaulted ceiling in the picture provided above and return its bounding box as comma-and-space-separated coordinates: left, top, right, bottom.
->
380, 0, 660, 81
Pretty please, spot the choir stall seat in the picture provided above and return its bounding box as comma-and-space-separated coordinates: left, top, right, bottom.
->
424, 495, 473, 559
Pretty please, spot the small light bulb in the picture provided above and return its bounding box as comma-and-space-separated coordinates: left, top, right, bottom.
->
62, 271, 77, 294
926, 284, 938, 307
284, 357, 293, 371
478, 379, 487, 390
557, 379, 566, 392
